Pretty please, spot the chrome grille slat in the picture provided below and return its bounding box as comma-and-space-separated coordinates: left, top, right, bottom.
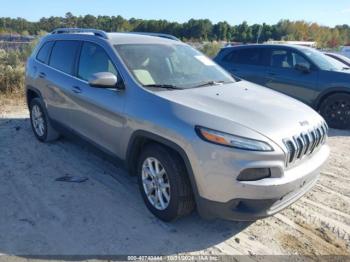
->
309, 129, 317, 154
284, 122, 328, 167
303, 132, 311, 155
306, 131, 313, 155
315, 128, 322, 147
285, 141, 295, 163
292, 137, 301, 163
312, 129, 319, 152
320, 125, 326, 144
318, 126, 323, 143
289, 138, 298, 164
296, 136, 305, 159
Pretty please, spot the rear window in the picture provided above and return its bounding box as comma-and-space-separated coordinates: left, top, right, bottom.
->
36, 41, 54, 64
49, 41, 80, 74
224, 48, 263, 66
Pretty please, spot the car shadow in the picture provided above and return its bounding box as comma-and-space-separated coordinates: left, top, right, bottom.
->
0, 117, 252, 257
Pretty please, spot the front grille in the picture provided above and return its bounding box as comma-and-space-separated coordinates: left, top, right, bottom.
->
283, 122, 328, 167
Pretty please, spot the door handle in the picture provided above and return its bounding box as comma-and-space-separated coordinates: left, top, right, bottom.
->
72, 86, 82, 94
268, 72, 276, 76
39, 72, 46, 78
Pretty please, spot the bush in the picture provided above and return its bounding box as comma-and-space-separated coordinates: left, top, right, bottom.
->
200, 42, 222, 58
0, 49, 26, 94
0, 64, 25, 94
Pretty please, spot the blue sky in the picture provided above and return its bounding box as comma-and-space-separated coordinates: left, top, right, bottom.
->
1, 0, 350, 27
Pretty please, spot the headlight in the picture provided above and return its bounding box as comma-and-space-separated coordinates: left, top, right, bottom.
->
195, 126, 273, 152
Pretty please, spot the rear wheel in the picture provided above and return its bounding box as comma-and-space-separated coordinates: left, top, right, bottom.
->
137, 144, 195, 221
319, 93, 350, 130
29, 98, 60, 142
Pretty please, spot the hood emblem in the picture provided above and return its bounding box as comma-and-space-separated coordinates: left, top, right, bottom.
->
299, 120, 309, 127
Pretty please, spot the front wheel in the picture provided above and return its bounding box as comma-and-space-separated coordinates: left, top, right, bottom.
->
319, 93, 350, 130
137, 144, 195, 222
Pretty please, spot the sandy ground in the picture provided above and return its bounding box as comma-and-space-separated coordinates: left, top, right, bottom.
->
0, 103, 349, 258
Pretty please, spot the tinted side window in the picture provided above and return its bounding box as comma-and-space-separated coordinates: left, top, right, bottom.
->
292, 52, 311, 68
269, 49, 292, 68
268, 49, 311, 69
223, 50, 238, 63
78, 42, 117, 81
224, 48, 262, 65
36, 41, 54, 64
49, 41, 80, 74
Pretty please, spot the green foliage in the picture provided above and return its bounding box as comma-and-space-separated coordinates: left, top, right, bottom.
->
200, 42, 222, 58
0, 13, 349, 94
0, 48, 28, 94
1, 14, 350, 47
0, 62, 25, 94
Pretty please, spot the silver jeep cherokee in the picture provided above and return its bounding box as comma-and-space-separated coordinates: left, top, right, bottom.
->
25, 28, 330, 221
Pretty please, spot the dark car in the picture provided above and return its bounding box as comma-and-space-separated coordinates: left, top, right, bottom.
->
214, 44, 350, 129
324, 52, 350, 67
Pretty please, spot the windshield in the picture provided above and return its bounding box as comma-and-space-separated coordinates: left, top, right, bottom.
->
114, 43, 234, 89
328, 53, 350, 66
300, 48, 344, 71
325, 54, 350, 69
338, 54, 350, 64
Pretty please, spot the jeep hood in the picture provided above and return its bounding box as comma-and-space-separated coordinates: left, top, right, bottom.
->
156, 80, 325, 146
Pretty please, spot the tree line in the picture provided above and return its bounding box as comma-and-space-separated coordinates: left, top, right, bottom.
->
0, 12, 349, 48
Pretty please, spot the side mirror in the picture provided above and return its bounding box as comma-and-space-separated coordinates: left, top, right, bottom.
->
295, 63, 311, 73
88, 72, 118, 88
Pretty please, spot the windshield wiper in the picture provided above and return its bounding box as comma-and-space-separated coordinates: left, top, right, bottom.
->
343, 67, 350, 70
143, 84, 183, 90
192, 80, 233, 88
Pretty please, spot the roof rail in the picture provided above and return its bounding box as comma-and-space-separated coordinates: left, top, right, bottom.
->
128, 32, 180, 41
51, 28, 109, 39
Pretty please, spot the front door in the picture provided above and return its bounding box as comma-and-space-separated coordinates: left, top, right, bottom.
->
263, 47, 318, 105
67, 41, 127, 157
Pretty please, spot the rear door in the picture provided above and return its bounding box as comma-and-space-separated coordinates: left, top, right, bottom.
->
263, 47, 318, 104
217, 47, 270, 85
67, 41, 126, 156
31, 40, 55, 105
45, 40, 81, 125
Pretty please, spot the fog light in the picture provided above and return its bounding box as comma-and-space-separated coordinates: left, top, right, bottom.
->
237, 168, 271, 181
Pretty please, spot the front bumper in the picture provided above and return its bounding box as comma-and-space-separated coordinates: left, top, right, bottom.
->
191, 143, 329, 221
197, 170, 319, 221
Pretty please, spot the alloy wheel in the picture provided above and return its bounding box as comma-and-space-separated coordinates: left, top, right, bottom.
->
141, 157, 171, 210
323, 99, 350, 127
31, 104, 45, 137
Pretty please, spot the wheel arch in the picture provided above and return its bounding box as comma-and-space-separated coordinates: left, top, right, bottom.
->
314, 87, 350, 110
125, 130, 200, 200
26, 86, 43, 109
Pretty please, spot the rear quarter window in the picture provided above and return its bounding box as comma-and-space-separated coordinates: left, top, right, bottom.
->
36, 41, 54, 64
49, 41, 80, 75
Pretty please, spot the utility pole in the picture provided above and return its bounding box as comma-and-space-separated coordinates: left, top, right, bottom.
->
256, 25, 262, 44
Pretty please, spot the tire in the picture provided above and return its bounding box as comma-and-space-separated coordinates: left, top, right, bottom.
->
319, 93, 350, 130
137, 144, 195, 222
29, 98, 60, 142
